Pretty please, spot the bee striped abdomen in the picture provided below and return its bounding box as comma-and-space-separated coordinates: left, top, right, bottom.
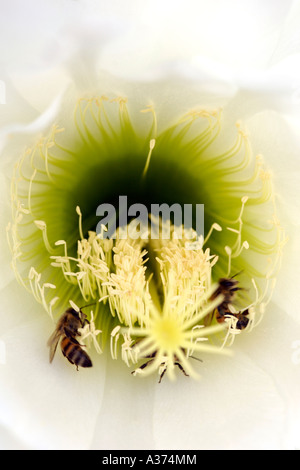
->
61, 337, 92, 368
48, 307, 93, 369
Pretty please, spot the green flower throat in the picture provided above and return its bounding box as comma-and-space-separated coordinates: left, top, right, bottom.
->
7, 95, 285, 381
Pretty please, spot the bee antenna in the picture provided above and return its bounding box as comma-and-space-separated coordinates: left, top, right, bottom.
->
189, 355, 203, 363
230, 270, 244, 279
79, 302, 97, 310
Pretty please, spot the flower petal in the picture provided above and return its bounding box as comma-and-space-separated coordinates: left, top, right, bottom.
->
0, 280, 106, 450
90, 356, 156, 450
152, 302, 300, 450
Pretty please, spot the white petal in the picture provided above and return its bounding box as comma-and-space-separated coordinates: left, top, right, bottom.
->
270, 0, 300, 64
0, 280, 106, 450
99, 0, 295, 79
90, 356, 156, 450
241, 108, 300, 323
152, 302, 300, 450
0, 423, 31, 450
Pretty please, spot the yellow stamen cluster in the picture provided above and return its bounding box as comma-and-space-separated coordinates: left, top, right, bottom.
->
128, 293, 228, 381
105, 236, 151, 327
49, 212, 233, 379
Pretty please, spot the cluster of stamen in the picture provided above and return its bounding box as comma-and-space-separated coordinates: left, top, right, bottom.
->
6, 96, 287, 381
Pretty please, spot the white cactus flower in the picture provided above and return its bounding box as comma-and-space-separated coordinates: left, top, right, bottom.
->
0, 0, 300, 451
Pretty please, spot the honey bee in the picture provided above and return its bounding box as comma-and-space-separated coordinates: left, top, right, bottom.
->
212, 276, 250, 330
47, 307, 92, 369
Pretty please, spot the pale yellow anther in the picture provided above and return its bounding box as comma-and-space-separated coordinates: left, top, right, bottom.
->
69, 300, 80, 312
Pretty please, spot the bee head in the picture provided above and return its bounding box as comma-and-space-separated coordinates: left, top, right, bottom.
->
65, 307, 81, 318
219, 278, 239, 289
79, 310, 88, 323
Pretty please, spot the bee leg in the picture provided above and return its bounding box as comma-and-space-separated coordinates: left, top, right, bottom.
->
65, 356, 75, 366
140, 359, 154, 369
203, 309, 214, 326
231, 287, 243, 292
215, 308, 226, 323
68, 337, 86, 347
74, 338, 87, 348
175, 362, 189, 377
158, 366, 167, 383
78, 319, 90, 333
131, 358, 154, 375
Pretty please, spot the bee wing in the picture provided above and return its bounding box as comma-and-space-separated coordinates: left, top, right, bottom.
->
47, 329, 62, 363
